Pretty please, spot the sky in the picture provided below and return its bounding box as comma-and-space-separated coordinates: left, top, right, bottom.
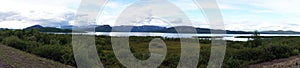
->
0, 0, 299, 31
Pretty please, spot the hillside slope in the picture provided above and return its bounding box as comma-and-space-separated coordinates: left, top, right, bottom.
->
0, 45, 74, 68
249, 55, 300, 68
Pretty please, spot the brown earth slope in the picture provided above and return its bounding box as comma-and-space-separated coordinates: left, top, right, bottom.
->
0, 45, 74, 68
249, 55, 300, 68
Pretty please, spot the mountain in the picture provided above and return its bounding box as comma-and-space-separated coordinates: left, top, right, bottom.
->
111, 25, 166, 32
95, 25, 112, 32
0, 28, 8, 30
158, 26, 251, 34
94, 25, 253, 34
162, 26, 199, 33
22, 25, 300, 34
260, 30, 300, 34
132, 25, 166, 32
25, 25, 72, 32
226, 30, 253, 34
24, 25, 43, 29
60, 25, 74, 29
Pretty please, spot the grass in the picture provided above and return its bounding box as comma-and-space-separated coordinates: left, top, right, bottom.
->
0, 44, 74, 68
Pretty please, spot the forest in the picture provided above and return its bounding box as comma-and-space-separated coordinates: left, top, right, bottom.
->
0, 29, 300, 68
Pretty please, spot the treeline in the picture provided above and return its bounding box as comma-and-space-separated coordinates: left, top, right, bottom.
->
0, 29, 300, 68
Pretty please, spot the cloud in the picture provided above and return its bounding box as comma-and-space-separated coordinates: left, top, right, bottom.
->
0, 0, 78, 29
98, 0, 201, 27
27, 11, 76, 27
0, 10, 76, 29
0, 21, 35, 29
218, 0, 300, 16
0, 0, 300, 32
96, 0, 300, 32
213, 0, 300, 31
0, 12, 21, 22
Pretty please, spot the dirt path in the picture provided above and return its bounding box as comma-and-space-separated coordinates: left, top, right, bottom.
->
249, 55, 300, 68
0, 45, 74, 68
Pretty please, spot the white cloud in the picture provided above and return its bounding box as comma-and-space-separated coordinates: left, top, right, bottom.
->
215, 0, 300, 31
0, 21, 36, 29
0, 0, 80, 29
0, 0, 300, 32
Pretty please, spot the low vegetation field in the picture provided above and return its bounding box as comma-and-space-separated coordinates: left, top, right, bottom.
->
1, 29, 300, 68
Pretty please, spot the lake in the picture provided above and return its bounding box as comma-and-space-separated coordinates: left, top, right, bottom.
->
54, 32, 300, 41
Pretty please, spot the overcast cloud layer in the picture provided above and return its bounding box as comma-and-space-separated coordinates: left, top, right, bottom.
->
0, 0, 299, 31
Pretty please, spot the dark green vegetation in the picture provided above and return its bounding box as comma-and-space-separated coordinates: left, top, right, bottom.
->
0, 29, 300, 68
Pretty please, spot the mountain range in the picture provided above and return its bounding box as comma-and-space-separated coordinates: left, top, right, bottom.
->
23, 25, 300, 34
24, 25, 72, 32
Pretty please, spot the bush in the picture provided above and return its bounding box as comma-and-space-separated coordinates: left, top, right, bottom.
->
291, 49, 299, 55
24, 36, 37, 41
2, 36, 29, 51
263, 45, 292, 60
32, 45, 64, 61
162, 54, 180, 68
223, 57, 243, 68
0, 36, 3, 42
60, 46, 76, 66
234, 48, 264, 61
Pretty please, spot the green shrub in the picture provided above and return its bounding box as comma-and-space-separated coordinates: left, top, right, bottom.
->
2, 36, 29, 51
24, 36, 37, 41
223, 57, 243, 68
234, 48, 264, 61
60, 46, 76, 66
263, 45, 292, 60
32, 45, 64, 61
0, 36, 3, 42
291, 49, 299, 55
162, 54, 180, 68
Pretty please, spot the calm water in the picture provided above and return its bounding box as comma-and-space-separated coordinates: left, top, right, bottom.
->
54, 32, 300, 41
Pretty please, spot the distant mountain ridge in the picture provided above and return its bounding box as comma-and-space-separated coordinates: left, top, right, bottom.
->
22, 25, 300, 34
24, 25, 72, 32
260, 30, 300, 34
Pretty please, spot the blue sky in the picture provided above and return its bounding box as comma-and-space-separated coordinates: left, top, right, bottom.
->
0, 0, 299, 31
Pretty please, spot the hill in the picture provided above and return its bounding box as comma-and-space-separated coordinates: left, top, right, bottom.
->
249, 55, 300, 68
260, 30, 300, 34
25, 25, 72, 32
95, 25, 253, 34
21, 25, 300, 34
